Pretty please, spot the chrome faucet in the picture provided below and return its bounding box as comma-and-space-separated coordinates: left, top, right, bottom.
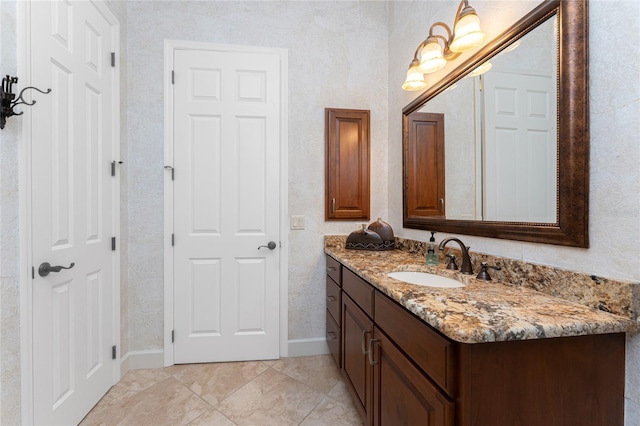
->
438, 238, 473, 275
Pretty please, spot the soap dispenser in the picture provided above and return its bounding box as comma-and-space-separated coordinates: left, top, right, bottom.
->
426, 232, 438, 266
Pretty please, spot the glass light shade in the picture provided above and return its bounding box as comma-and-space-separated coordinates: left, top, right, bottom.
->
450, 12, 486, 53
468, 61, 492, 77
402, 64, 427, 91
417, 40, 447, 74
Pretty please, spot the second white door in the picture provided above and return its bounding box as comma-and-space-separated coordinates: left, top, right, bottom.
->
172, 47, 282, 363
482, 70, 557, 223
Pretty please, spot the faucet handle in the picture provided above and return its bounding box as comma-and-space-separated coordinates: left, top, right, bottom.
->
445, 254, 458, 271
476, 262, 502, 281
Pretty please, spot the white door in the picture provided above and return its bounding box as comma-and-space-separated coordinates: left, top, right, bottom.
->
482, 70, 557, 222
30, 1, 119, 424
172, 48, 282, 364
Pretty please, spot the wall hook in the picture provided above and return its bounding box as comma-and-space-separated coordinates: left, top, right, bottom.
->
1, 75, 51, 130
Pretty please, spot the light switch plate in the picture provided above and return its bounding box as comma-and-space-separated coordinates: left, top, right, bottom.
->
290, 215, 305, 230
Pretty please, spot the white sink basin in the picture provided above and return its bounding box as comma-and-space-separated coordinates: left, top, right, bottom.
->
387, 271, 465, 288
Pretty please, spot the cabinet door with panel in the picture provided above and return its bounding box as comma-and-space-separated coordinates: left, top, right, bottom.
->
325, 256, 342, 368
371, 327, 454, 426
403, 112, 446, 227
325, 108, 370, 220
342, 294, 373, 425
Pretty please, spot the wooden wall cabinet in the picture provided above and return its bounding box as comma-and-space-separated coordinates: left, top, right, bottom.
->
326, 255, 625, 426
325, 108, 370, 220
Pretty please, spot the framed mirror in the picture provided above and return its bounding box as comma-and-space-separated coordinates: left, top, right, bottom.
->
402, 0, 589, 247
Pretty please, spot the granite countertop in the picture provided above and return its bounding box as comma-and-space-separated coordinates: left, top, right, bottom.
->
325, 244, 637, 344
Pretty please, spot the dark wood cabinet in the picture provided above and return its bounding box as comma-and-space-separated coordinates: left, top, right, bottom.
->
342, 294, 373, 425
325, 256, 342, 368
325, 108, 370, 220
326, 256, 625, 426
372, 327, 454, 426
403, 112, 445, 227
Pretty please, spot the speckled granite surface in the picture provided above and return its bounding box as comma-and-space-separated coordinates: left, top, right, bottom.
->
325, 236, 638, 344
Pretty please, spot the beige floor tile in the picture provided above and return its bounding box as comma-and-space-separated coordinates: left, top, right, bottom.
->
96, 367, 176, 408
172, 361, 270, 406
260, 359, 279, 367
327, 379, 353, 403
271, 355, 342, 394
216, 368, 325, 426
82, 377, 212, 426
300, 396, 364, 426
188, 409, 236, 426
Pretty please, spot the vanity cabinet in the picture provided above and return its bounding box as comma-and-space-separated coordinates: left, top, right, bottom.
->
325, 256, 342, 367
326, 255, 625, 426
372, 327, 454, 426
342, 294, 373, 424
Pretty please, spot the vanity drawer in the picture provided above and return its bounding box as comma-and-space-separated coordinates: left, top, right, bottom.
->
326, 276, 341, 325
343, 268, 374, 318
326, 255, 342, 284
326, 310, 341, 368
374, 291, 456, 396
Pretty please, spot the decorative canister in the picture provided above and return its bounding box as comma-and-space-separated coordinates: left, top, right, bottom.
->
368, 218, 395, 249
346, 224, 384, 250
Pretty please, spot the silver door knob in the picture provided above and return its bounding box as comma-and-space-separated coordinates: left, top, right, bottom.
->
258, 241, 277, 250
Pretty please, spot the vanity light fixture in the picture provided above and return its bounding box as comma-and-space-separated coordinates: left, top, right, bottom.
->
0, 75, 51, 130
402, 0, 487, 91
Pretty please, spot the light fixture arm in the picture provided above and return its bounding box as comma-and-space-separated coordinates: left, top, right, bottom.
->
0, 75, 51, 130
453, 0, 470, 29
427, 22, 462, 61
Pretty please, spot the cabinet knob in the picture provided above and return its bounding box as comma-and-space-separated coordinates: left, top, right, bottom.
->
327, 295, 336, 302
327, 331, 337, 340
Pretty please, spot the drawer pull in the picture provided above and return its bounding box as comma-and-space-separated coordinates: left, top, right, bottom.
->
327, 295, 336, 302
327, 331, 337, 340
368, 338, 379, 365
327, 266, 337, 272
361, 330, 370, 355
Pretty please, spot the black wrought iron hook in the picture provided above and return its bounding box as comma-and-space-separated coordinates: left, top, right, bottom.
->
1, 75, 51, 129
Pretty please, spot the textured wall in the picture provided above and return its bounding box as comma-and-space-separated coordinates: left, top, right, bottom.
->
125, 1, 390, 351
0, 1, 22, 423
388, 0, 640, 422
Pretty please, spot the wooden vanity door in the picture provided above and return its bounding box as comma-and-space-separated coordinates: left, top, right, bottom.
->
342, 295, 374, 425
372, 327, 454, 426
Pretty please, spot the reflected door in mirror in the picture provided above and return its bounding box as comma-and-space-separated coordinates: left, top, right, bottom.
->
483, 70, 557, 223
404, 112, 445, 227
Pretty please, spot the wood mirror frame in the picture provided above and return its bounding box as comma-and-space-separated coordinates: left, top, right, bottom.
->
402, 0, 589, 247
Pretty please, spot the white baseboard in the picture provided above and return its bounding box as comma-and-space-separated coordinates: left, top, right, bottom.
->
287, 338, 330, 357
120, 349, 165, 376
118, 341, 326, 376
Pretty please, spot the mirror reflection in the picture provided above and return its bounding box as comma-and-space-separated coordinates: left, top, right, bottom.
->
414, 16, 558, 223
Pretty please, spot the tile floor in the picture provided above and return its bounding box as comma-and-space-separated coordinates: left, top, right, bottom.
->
81, 355, 363, 426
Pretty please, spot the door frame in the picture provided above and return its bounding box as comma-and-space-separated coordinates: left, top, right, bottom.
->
18, 1, 121, 423
163, 40, 289, 367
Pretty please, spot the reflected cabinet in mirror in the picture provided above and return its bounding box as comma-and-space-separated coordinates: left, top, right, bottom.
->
403, 0, 589, 247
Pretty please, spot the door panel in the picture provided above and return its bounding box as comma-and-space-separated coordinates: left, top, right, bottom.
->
372, 328, 455, 426
342, 295, 373, 424
483, 70, 557, 222
30, 1, 118, 424
173, 48, 281, 363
